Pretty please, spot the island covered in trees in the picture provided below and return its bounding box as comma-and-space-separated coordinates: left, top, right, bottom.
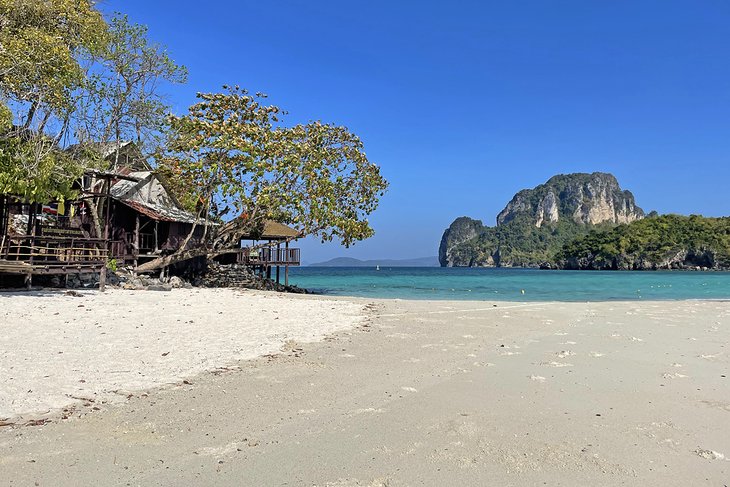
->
440, 173, 730, 271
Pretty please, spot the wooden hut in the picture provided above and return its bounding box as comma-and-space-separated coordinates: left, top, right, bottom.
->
106, 170, 204, 267
216, 220, 302, 285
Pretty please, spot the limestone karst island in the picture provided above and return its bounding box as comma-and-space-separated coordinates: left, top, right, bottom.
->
440, 172, 729, 271
1, 1, 729, 486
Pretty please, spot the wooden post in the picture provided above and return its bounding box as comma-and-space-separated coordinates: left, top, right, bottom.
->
99, 179, 111, 292
26, 203, 35, 236
285, 241, 289, 286
276, 242, 281, 284
0, 195, 7, 238
26, 235, 34, 290
154, 221, 159, 252
133, 213, 140, 270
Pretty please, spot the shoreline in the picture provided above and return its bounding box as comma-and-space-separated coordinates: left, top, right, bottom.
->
1, 290, 729, 485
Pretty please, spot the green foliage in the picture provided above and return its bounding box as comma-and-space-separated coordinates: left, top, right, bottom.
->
451, 216, 615, 267
557, 214, 730, 269
0, 135, 82, 201
158, 86, 388, 248
0, 102, 11, 129
0, 0, 107, 202
0, 0, 108, 113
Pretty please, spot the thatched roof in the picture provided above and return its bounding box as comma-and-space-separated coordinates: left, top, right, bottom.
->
242, 220, 301, 240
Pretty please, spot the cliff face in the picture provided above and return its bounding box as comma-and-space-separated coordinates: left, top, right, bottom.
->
496, 173, 644, 228
438, 217, 484, 268
439, 173, 645, 267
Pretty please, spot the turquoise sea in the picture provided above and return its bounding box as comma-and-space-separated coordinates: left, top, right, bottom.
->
287, 267, 730, 302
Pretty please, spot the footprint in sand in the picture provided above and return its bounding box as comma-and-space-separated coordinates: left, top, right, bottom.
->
529, 375, 546, 382
541, 361, 573, 367
699, 353, 722, 360
401, 386, 418, 393
695, 449, 727, 461
556, 350, 576, 358
662, 373, 689, 379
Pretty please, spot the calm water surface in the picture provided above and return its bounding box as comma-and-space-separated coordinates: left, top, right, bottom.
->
286, 267, 730, 301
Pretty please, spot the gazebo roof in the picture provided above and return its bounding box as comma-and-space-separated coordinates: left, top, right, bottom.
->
242, 220, 301, 240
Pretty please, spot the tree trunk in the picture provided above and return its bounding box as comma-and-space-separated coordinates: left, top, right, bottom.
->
135, 247, 230, 273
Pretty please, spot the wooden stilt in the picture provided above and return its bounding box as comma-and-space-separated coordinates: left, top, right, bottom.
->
99, 180, 111, 292
285, 241, 289, 286
133, 213, 140, 270
276, 243, 281, 284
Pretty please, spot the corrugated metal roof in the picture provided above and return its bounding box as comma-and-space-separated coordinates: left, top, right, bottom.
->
110, 171, 200, 224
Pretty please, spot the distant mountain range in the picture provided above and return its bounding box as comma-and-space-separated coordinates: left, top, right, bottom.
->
308, 256, 440, 267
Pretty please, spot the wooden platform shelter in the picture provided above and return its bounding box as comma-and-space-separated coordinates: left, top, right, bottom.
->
0, 170, 130, 288
216, 220, 302, 286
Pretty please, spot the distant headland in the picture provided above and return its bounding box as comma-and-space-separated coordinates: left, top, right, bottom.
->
440, 172, 730, 270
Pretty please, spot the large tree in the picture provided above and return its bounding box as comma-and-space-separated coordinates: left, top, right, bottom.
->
71, 13, 187, 238
74, 13, 187, 165
0, 0, 107, 202
139, 86, 388, 272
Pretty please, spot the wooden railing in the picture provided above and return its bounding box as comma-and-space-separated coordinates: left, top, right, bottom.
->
124, 232, 156, 252
0, 235, 108, 274
236, 247, 300, 266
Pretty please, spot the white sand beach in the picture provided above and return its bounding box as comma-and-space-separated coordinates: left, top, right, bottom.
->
1, 291, 729, 486
0, 289, 365, 421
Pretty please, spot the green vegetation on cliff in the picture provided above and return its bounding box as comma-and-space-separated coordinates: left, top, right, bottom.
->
446, 216, 615, 267
439, 172, 643, 267
557, 214, 730, 270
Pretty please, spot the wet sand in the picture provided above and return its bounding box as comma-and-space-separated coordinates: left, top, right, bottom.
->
1, 293, 728, 486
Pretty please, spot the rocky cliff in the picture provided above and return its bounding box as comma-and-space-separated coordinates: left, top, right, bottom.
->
438, 217, 485, 268
496, 173, 644, 227
439, 173, 645, 267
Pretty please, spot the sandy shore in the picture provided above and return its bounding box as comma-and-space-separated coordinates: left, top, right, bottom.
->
1, 291, 728, 486
0, 288, 365, 421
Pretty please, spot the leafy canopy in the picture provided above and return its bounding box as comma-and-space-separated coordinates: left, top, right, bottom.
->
0, 0, 107, 113
0, 0, 108, 202
159, 86, 388, 247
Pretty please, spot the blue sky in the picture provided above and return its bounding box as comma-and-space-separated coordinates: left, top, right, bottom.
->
102, 1, 730, 263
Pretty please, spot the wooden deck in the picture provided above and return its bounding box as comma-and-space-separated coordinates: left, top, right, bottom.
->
0, 235, 108, 276
234, 247, 301, 266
